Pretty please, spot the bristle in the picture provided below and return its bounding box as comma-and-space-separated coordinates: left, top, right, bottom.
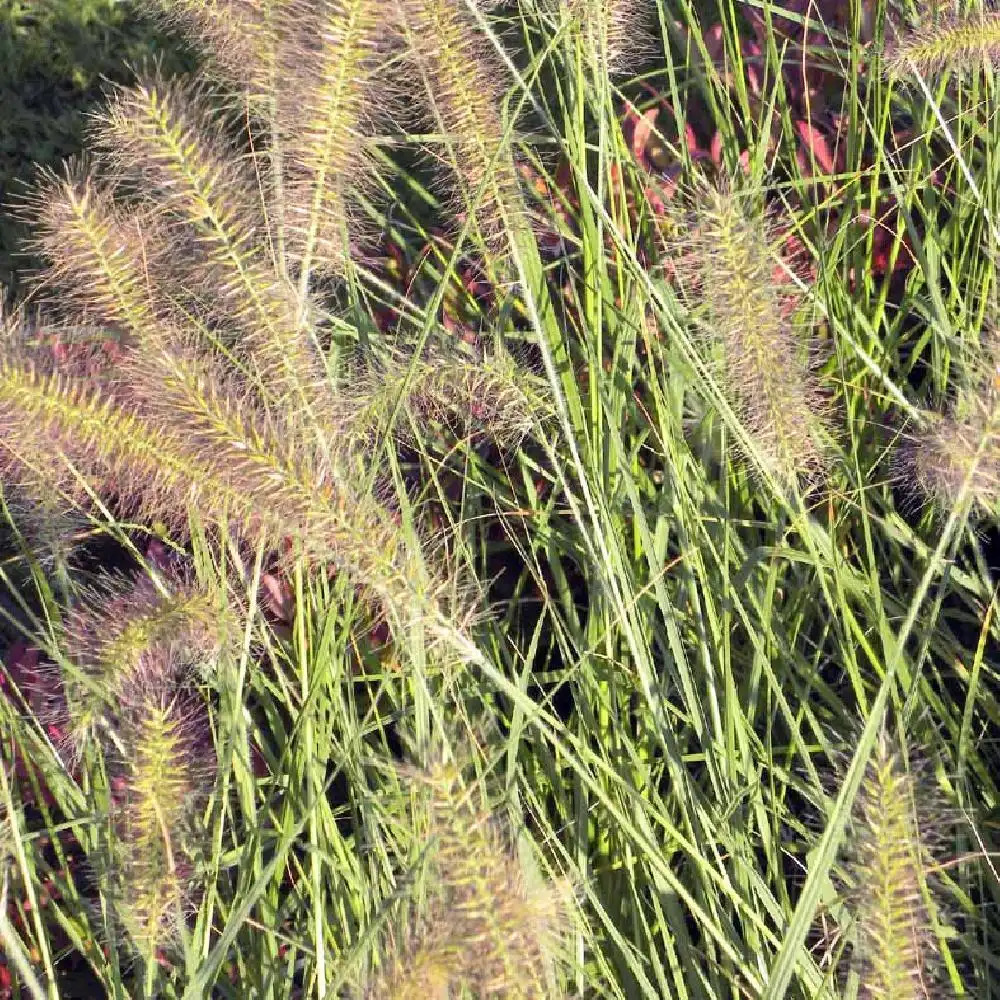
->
885, 10, 1000, 79
23, 164, 166, 342
341, 346, 550, 448
904, 327, 1000, 516
138, 0, 291, 96
567, 0, 652, 77
843, 730, 942, 1000
109, 677, 210, 963
365, 761, 574, 998
93, 74, 332, 411
670, 181, 831, 490
396, 0, 522, 258
277, 0, 386, 280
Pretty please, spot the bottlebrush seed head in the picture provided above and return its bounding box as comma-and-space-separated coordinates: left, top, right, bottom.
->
840, 728, 948, 1000
0, 351, 472, 661
92, 74, 342, 415
277, 0, 388, 279
566, 0, 653, 77
340, 345, 551, 449
885, 10, 1000, 79
396, 0, 522, 259
904, 410, 1000, 516
108, 677, 212, 963
138, 0, 293, 96
59, 569, 228, 760
903, 326, 1000, 516
21, 163, 167, 343
669, 180, 832, 490
369, 760, 576, 998
363, 915, 462, 1000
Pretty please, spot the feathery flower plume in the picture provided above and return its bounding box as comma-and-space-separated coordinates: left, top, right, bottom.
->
839, 727, 946, 1000
566, 0, 651, 77
903, 327, 1000, 515
341, 346, 550, 449
93, 74, 332, 410
885, 9, 1000, 79
27, 570, 221, 967
23, 164, 167, 344
277, 0, 387, 280
396, 0, 522, 258
365, 760, 574, 998
108, 671, 211, 965
2, 0, 532, 668
138, 0, 291, 96
670, 179, 831, 489
363, 918, 460, 1000
57, 570, 227, 759
0, 348, 469, 651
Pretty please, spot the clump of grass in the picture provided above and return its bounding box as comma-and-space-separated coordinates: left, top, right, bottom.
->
838, 727, 947, 1000
668, 179, 831, 490
902, 327, 1000, 516
0, 0, 554, 663
364, 760, 574, 999
885, 9, 1000, 79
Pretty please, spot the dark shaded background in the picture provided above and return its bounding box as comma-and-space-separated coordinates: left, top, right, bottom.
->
0, 0, 191, 296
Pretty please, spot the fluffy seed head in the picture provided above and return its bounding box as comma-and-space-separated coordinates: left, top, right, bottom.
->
277, 0, 387, 278
138, 0, 292, 95
903, 327, 1000, 516
92, 74, 342, 417
567, 0, 652, 77
22, 164, 166, 342
3, 3, 505, 669
363, 916, 462, 1000
55, 570, 227, 761
365, 760, 574, 998
109, 677, 211, 963
670, 180, 831, 490
396, 0, 522, 258
842, 729, 945, 1000
0, 348, 473, 657
885, 10, 1000, 79
340, 346, 551, 449
903, 411, 1000, 516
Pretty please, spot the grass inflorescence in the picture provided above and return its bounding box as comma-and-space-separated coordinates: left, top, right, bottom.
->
885, 9, 1000, 79
364, 759, 574, 999
668, 179, 832, 490
902, 325, 1000, 516
838, 727, 949, 1000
